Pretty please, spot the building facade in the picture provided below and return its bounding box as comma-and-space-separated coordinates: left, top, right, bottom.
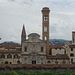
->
21, 33, 46, 64
0, 44, 22, 64
0, 7, 75, 65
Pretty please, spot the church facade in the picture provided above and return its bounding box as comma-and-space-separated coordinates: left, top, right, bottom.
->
21, 7, 49, 64
21, 33, 46, 64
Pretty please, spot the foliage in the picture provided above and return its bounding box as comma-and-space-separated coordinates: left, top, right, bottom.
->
0, 71, 75, 75
0, 71, 18, 75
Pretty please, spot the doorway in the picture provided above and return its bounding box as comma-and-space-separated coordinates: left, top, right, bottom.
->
5, 61, 8, 64
32, 61, 36, 64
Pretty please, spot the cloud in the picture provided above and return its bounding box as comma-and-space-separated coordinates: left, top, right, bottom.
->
35, 0, 63, 1
8, 0, 15, 2
0, 0, 75, 43
7, 0, 34, 6
0, 0, 7, 2
50, 23, 58, 33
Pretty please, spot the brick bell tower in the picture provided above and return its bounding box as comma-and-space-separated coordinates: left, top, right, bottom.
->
41, 7, 50, 55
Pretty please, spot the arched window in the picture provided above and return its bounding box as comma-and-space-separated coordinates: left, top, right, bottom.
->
1, 54, 5, 58
47, 61, 51, 63
14, 54, 18, 58
5, 61, 8, 64
17, 61, 20, 64
70, 53, 74, 57
45, 36, 47, 42
7, 54, 12, 58
44, 26, 47, 32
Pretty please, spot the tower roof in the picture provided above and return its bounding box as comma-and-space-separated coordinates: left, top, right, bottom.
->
22, 25, 26, 35
43, 7, 49, 10
72, 31, 75, 33
41, 7, 50, 13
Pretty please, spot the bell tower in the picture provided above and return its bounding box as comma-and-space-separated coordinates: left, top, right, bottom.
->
41, 7, 50, 55
72, 31, 75, 44
21, 25, 26, 44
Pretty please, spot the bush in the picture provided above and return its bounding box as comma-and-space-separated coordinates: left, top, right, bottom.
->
0, 71, 75, 75
5, 66, 12, 70
9, 71, 18, 75
40, 72, 53, 75
0, 67, 5, 71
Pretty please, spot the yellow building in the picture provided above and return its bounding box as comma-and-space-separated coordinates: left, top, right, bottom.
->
46, 54, 69, 64
0, 44, 22, 64
46, 45, 70, 64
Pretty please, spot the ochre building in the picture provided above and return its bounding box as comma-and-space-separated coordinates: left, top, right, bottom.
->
0, 44, 22, 64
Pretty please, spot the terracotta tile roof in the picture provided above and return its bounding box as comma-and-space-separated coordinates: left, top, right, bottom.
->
49, 45, 64, 49
0, 44, 21, 47
69, 45, 75, 48
0, 50, 22, 53
47, 54, 69, 59
0, 44, 21, 49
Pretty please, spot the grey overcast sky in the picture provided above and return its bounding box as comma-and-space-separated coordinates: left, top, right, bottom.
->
0, 0, 75, 43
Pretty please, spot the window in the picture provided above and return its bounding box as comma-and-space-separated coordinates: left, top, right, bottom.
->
7, 54, 12, 58
44, 15, 48, 21
71, 58, 73, 63
64, 50, 66, 54
41, 47, 43, 52
62, 60, 66, 64
14, 54, 18, 58
10, 62, 12, 64
45, 36, 47, 42
55, 48, 57, 50
70, 53, 74, 57
55, 59, 58, 64
41, 62, 43, 64
1, 54, 5, 58
17, 61, 20, 64
49, 48, 52, 55
5, 61, 8, 64
44, 26, 47, 32
24, 47, 27, 52
59, 48, 61, 50
47, 61, 51, 63
73, 37, 74, 43
71, 48, 73, 51
1, 62, 4, 64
